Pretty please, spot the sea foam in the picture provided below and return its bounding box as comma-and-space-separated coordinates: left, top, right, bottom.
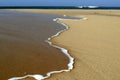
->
77, 6, 98, 8
9, 17, 87, 80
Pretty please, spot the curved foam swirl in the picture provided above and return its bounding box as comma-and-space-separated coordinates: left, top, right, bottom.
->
9, 17, 87, 80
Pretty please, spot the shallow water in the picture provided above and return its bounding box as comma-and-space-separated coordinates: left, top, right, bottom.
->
0, 10, 70, 80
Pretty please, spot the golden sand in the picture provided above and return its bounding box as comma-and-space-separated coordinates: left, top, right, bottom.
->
15, 10, 120, 80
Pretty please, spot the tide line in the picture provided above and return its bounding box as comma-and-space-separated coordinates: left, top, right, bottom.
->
8, 17, 87, 80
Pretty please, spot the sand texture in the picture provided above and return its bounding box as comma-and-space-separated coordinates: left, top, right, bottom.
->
15, 10, 120, 80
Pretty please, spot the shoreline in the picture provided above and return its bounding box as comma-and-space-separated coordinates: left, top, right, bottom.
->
7, 9, 120, 80
46, 10, 120, 80
0, 10, 70, 80
9, 17, 77, 80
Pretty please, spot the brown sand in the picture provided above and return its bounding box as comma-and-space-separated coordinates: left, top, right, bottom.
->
16, 9, 120, 80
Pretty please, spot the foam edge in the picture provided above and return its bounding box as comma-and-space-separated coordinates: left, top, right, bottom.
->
8, 17, 87, 80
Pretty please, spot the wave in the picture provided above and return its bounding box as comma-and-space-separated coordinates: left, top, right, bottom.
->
77, 6, 99, 9
1, 6, 120, 10
8, 17, 87, 80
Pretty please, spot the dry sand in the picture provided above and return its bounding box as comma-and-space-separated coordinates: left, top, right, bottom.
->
15, 10, 120, 80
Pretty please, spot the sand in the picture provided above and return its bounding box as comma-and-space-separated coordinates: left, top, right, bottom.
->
15, 9, 120, 80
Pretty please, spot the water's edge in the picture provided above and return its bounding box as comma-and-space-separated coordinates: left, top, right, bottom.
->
8, 17, 87, 80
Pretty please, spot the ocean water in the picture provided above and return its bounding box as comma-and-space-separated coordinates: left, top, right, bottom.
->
0, 6, 120, 9
0, 10, 74, 80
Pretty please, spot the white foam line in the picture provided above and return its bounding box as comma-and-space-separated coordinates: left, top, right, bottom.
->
9, 17, 87, 80
53, 17, 87, 21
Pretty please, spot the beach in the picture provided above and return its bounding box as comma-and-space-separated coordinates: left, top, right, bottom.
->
0, 10, 70, 80
15, 9, 120, 80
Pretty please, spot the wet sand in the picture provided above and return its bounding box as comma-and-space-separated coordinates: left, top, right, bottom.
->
16, 9, 120, 80
0, 10, 69, 80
